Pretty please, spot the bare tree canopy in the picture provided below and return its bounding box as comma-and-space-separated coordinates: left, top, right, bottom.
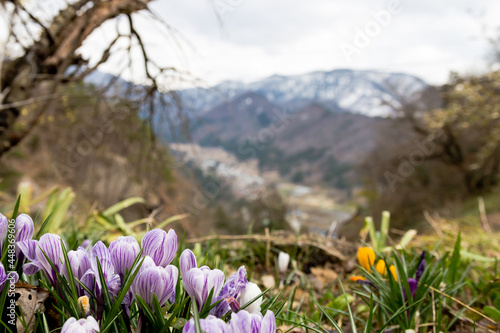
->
0, 0, 188, 157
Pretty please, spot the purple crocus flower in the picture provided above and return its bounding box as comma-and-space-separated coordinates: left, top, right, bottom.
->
183, 315, 230, 333
131, 264, 178, 308
183, 266, 225, 311
61, 316, 99, 333
81, 241, 121, 300
0, 263, 18, 291
141, 229, 177, 268
68, 247, 92, 296
19, 233, 67, 285
179, 249, 197, 278
211, 266, 249, 317
121, 255, 157, 312
15, 214, 34, 244
81, 239, 92, 250
109, 236, 140, 281
0, 213, 7, 251
229, 310, 277, 333
0, 263, 8, 289
403, 278, 418, 302
416, 250, 426, 282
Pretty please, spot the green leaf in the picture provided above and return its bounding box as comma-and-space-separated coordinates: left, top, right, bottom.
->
447, 232, 461, 284
102, 197, 145, 217
483, 306, 500, 322
338, 278, 357, 333
11, 195, 21, 219
312, 297, 344, 333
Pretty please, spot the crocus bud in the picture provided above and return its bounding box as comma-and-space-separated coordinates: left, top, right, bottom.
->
357, 247, 375, 273
68, 247, 91, 296
183, 315, 229, 333
15, 214, 34, 243
132, 265, 178, 308
389, 265, 397, 281
415, 250, 426, 282
0, 213, 7, 250
81, 239, 91, 249
141, 229, 177, 267
109, 236, 140, 281
15, 214, 34, 257
81, 241, 121, 301
229, 310, 277, 333
78, 295, 90, 316
0, 263, 9, 290
278, 252, 290, 274
61, 316, 99, 333
375, 259, 387, 276
237, 282, 263, 314
404, 278, 418, 301
179, 249, 197, 278
183, 267, 225, 310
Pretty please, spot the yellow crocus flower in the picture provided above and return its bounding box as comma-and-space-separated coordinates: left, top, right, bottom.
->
389, 265, 398, 281
349, 276, 366, 282
376, 259, 387, 276
357, 247, 375, 273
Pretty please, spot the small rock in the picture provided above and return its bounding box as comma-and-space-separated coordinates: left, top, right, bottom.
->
261, 274, 276, 289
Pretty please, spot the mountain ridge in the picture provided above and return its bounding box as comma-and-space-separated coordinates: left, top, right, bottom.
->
178, 68, 428, 117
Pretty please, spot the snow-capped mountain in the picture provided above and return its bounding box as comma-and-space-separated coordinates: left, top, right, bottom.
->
178, 69, 427, 117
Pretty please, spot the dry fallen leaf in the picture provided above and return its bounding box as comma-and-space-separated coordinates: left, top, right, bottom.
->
310, 266, 338, 286
15, 281, 50, 333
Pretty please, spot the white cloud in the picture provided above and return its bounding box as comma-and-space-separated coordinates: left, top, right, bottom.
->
85, 0, 500, 86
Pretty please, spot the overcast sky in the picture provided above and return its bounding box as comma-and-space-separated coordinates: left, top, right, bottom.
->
85, 0, 500, 87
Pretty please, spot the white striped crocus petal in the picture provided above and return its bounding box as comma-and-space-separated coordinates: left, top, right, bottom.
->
229, 310, 277, 333
131, 265, 178, 308
15, 214, 34, 257
109, 236, 140, 281
15, 214, 34, 243
0, 213, 7, 251
61, 316, 100, 333
179, 249, 197, 278
183, 266, 225, 311
20, 234, 66, 285
141, 229, 178, 267
237, 282, 263, 314
68, 247, 91, 296
182, 315, 229, 333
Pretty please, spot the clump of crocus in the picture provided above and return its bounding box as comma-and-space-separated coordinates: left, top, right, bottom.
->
61, 316, 99, 333
1, 213, 35, 261
182, 310, 277, 333
350, 247, 397, 284
211, 266, 249, 317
